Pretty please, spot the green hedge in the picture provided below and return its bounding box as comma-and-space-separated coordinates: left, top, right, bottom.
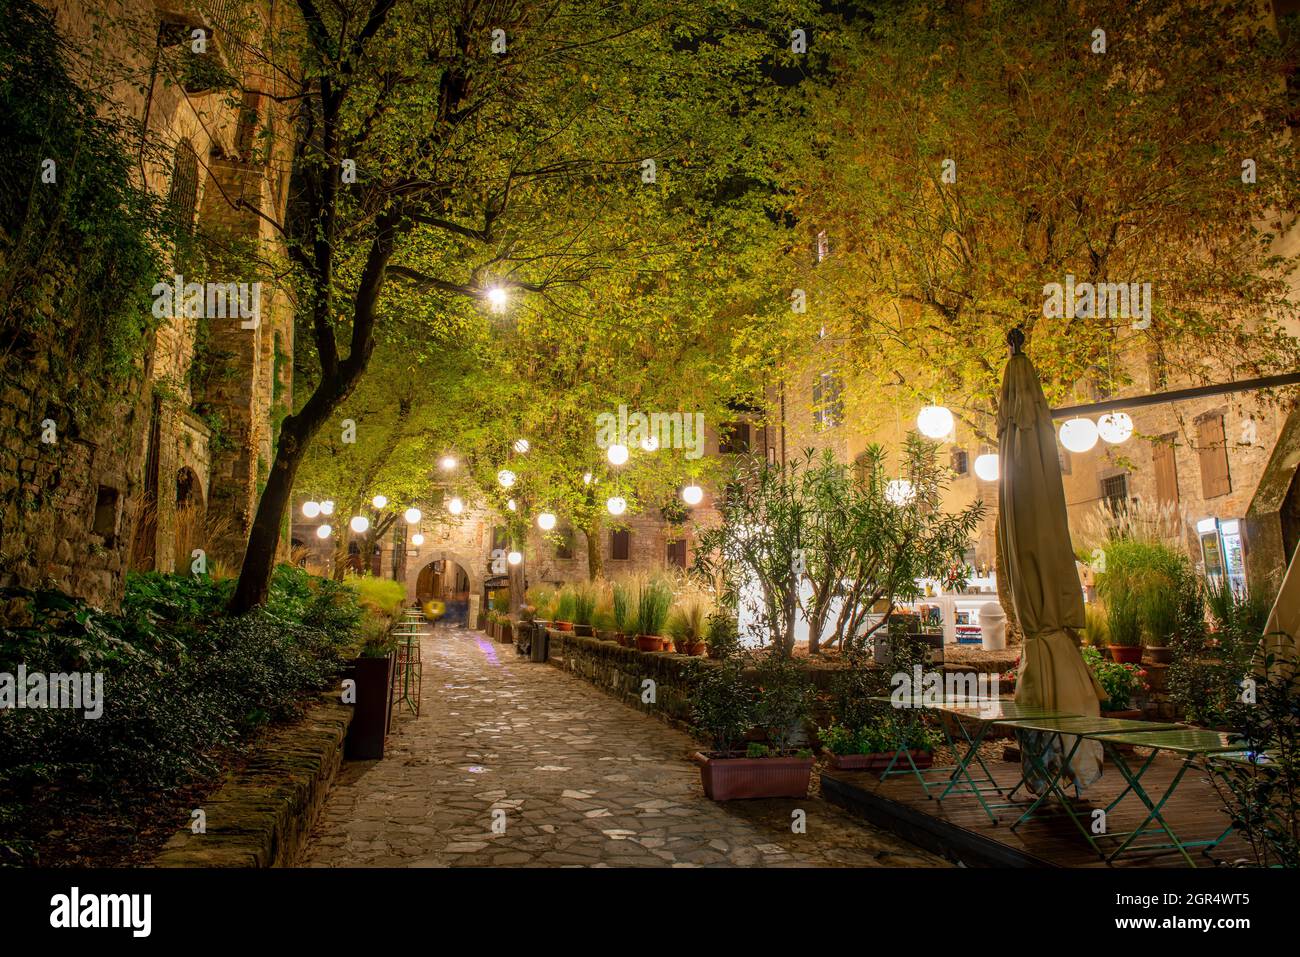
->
0, 565, 360, 799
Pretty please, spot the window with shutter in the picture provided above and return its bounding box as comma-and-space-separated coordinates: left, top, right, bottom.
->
666, 539, 687, 569
611, 529, 630, 561
1197, 413, 1231, 498
1153, 435, 1179, 506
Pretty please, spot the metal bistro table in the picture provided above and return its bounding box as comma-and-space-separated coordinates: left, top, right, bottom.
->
1086, 728, 1245, 866
863, 696, 1063, 823
390, 614, 428, 717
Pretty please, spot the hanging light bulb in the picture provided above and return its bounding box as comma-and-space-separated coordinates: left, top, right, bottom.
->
583, 472, 593, 485
487, 287, 508, 312
316, 524, 332, 539
371, 494, 387, 509
320, 500, 335, 516
411, 533, 424, 546
1059, 417, 1100, 453
537, 512, 557, 531
448, 496, 464, 515
973, 453, 999, 482
302, 501, 321, 518
1097, 412, 1134, 444
885, 479, 915, 506
640, 434, 659, 452
606, 496, 627, 516
439, 456, 457, 471
404, 507, 422, 524
507, 550, 523, 566
682, 484, 704, 506
506, 498, 517, 511
916, 405, 955, 439
513, 438, 530, 454
497, 469, 516, 488
349, 515, 370, 534
607, 443, 629, 465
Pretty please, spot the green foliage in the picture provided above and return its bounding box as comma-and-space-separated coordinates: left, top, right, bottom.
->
636, 577, 673, 638
553, 587, 577, 624
1081, 646, 1148, 711
1096, 539, 1198, 647
0, 0, 172, 407
1209, 655, 1300, 868
0, 565, 361, 853
694, 444, 982, 656
571, 582, 598, 627
611, 581, 636, 634
667, 593, 711, 643
752, 655, 814, 755
704, 611, 741, 660
690, 660, 754, 754
1170, 579, 1272, 727
344, 574, 406, 620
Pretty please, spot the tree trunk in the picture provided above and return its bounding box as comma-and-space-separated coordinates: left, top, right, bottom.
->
228, 417, 314, 612
584, 521, 603, 580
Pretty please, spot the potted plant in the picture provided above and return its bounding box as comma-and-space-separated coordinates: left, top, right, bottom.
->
572, 581, 598, 637
704, 611, 740, 660
610, 579, 635, 645
667, 594, 710, 656
634, 576, 672, 652
344, 615, 398, 760
1082, 646, 1149, 718
691, 658, 815, 800
552, 586, 576, 632
819, 718, 939, 772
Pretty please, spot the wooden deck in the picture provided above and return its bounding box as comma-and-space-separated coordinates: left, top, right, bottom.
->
821, 749, 1253, 868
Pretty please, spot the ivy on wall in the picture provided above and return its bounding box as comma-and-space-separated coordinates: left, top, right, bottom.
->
0, 0, 173, 419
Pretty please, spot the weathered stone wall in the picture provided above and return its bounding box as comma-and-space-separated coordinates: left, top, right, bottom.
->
154, 695, 352, 867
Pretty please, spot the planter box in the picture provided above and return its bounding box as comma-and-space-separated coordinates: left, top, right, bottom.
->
574, 624, 595, 637
344, 653, 395, 761
694, 751, 814, 801
497, 620, 515, 643
824, 749, 934, 772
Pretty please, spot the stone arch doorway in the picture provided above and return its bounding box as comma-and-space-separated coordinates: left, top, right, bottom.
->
409, 550, 481, 626
172, 465, 207, 571
416, 558, 471, 625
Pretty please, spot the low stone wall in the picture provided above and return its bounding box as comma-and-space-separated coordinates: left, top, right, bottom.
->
153, 695, 352, 867
546, 630, 706, 730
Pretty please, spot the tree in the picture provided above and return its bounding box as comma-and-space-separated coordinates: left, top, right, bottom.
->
776, 0, 1300, 443
230, 0, 823, 611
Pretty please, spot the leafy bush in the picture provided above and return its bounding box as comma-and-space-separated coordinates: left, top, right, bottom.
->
752, 655, 814, 754
1208, 654, 1300, 868
0, 566, 360, 827
571, 582, 598, 626
1081, 645, 1148, 711
1170, 578, 1271, 727
690, 660, 754, 753
344, 573, 405, 620
704, 611, 740, 660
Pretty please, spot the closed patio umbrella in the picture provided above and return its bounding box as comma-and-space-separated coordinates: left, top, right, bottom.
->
997, 330, 1106, 792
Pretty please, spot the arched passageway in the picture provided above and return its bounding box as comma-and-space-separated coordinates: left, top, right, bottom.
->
416, 559, 471, 625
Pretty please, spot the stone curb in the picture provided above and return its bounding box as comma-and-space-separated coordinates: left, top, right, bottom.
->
152, 694, 353, 868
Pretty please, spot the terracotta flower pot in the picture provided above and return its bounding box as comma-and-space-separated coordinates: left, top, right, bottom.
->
554, 621, 574, 633
687, 640, 707, 656
1108, 645, 1142, 664
695, 752, 814, 800
635, 635, 664, 652
824, 749, 933, 772
1144, 646, 1173, 664
662, 638, 678, 653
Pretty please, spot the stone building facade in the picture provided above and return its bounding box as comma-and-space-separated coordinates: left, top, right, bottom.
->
0, 0, 295, 610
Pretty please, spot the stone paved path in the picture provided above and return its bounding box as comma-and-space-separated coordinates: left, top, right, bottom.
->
300, 628, 945, 868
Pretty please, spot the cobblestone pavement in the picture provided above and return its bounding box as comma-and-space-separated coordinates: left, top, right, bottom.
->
300, 628, 945, 868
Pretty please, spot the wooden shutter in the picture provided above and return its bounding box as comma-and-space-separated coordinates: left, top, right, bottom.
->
1153, 436, 1179, 506
611, 529, 630, 561
1197, 414, 1231, 498
666, 539, 687, 569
